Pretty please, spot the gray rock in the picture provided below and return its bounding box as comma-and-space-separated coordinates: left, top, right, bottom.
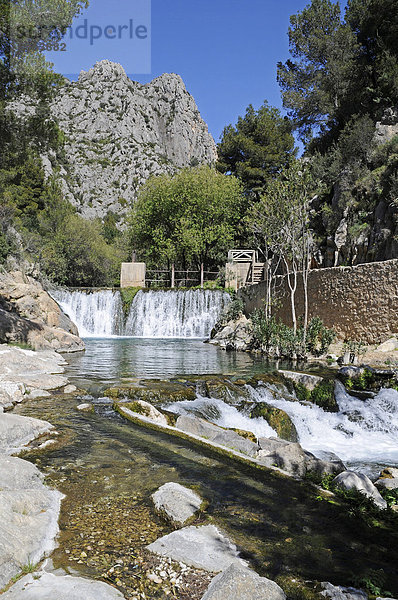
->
211, 316, 254, 351
0, 382, 25, 410
333, 471, 387, 509
0, 458, 63, 589
201, 562, 286, 600
76, 403, 94, 412
63, 384, 77, 394
176, 415, 259, 457
1, 571, 124, 599
26, 390, 51, 400
147, 524, 246, 572
15, 60, 217, 223
257, 437, 345, 478
152, 482, 202, 525
375, 477, 398, 490
124, 400, 169, 426
0, 456, 45, 490
321, 581, 368, 600
279, 370, 323, 391
376, 337, 398, 352
0, 413, 53, 455
0, 271, 84, 353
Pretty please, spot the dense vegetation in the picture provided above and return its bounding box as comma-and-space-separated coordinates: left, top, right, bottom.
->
130, 166, 243, 274
0, 0, 127, 286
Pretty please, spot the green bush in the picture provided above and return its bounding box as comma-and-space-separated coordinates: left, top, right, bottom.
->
0, 232, 10, 264
306, 316, 336, 356
250, 310, 334, 359
223, 297, 244, 321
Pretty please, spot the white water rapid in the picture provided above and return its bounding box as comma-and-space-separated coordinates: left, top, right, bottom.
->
166, 380, 398, 469
249, 381, 398, 468
125, 289, 231, 338
167, 396, 277, 439
52, 288, 230, 339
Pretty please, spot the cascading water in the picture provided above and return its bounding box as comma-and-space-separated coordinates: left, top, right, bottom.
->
249, 380, 398, 467
167, 396, 277, 439
125, 289, 231, 338
166, 380, 398, 469
51, 290, 124, 337
51, 288, 230, 339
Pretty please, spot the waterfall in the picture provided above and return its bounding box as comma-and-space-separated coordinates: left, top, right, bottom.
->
52, 288, 230, 339
125, 289, 230, 338
51, 289, 124, 337
249, 381, 398, 467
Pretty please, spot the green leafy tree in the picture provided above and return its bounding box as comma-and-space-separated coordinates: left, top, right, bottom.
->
277, 0, 358, 142
217, 101, 296, 199
346, 0, 398, 112
41, 214, 122, 287
130, 165, 244, 272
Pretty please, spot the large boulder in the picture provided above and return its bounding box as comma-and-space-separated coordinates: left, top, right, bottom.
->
210, 315, 254, 351
1, 571, 125, 599
279, 370, 323, 391
321, 582, 367, 600
0, 346, 70, 407
152, 482, 203, 525
121, 400, 169, 425
332, 471, 387, 509
201, 562, 286, 600
0, 271, 84, 352
147, 524, 246, 572
175, 415, 260, 457
0, 457, 63, 589
375, 467, 398, 490
257, 437, 345, 478
0, 413, 54, 455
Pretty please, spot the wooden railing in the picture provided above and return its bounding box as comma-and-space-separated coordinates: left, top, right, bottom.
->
145, 268, 219, 288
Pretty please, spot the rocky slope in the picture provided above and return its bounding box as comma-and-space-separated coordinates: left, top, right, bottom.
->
0, 270, 84, 352
313, 108, 398, 267
44, 60, 217, 222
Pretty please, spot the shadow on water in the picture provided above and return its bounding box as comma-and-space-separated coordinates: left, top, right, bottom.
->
16, 395, 398, 593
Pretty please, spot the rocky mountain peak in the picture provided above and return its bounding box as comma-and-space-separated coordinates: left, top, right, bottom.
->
78, 59, 129, 84
47, 61, 217, 222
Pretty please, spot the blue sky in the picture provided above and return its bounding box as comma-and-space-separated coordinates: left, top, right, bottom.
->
45, 0, 347, 143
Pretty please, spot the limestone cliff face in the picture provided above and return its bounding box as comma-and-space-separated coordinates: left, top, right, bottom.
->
46, 60, 217, 221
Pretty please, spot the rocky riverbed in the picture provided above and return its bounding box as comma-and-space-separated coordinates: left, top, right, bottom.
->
2, 342, 398, 599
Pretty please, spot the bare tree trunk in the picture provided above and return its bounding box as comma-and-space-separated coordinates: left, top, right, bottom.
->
283, 256, 297, 334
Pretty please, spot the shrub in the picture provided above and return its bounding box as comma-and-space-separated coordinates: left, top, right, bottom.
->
223, 297, 244, 321
306, 316, 336, 356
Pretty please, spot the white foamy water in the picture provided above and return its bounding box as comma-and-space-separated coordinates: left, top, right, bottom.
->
52, 288, 230, 339
167, 395, 277, 439
51, 290, 124, 337
125, 289, 230, 338
249, 381, 398, 466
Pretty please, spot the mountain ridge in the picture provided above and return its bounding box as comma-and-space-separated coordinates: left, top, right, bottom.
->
44, 60, 217, 222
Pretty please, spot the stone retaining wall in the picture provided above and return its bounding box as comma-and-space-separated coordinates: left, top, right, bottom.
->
238, 259, 398, 344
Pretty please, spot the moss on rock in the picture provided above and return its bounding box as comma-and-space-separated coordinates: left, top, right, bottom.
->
250, 404, 298, 441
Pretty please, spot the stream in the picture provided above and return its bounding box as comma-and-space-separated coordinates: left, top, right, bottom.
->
14, 290, 398, 596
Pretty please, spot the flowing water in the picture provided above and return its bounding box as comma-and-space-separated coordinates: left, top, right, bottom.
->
18, 288, 398, 594
52, 289, 230, 339
16, 394, 398, 593
166, 381, 398, 474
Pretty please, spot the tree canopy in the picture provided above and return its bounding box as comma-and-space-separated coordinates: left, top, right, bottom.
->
129, 166, 243, 271
217, 101, 296, 199
277, 0, 398, 144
